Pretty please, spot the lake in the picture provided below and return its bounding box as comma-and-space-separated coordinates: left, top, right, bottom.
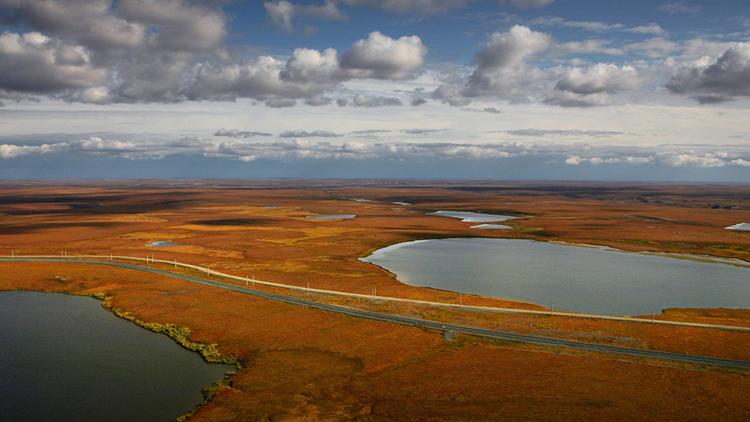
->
0, 292, 232, 421
727, 223, 750, 231
147, 240, 183, 247
470, 224, 512, 230
306, 214, 357, 220
362, 238, 750, 315
429, 211, 516, 223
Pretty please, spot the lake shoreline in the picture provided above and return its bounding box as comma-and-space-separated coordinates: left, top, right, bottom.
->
1, 288, 240, 421
361, 237, 750, 315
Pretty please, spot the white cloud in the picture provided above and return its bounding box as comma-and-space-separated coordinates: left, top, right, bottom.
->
624, 37, 679, 58
465, 25, 552, 101
546, 64, 640, 107
558, 39, 624, 56
0, 32, 107, 94
118, 0, 226, 52
0, 0, 146, 49
340, 31, 427, 80
532, 16, 664, 35
666, 43, 750, 103
264, 1, 344, 32
0, 142, 64, 158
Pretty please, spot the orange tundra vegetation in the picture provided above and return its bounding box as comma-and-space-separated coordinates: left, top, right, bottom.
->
1, 180, 750, 420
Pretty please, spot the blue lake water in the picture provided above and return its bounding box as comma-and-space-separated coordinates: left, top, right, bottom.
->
362, 238, 750, 315
147, 240, 183, 247
727, 223, 750, 231
0, 292, 232, 421
429, 211, 516, 223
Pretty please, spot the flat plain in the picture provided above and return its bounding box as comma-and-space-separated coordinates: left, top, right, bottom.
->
2, 180, 750, 420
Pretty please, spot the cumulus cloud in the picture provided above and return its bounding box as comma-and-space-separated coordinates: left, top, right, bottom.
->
432, 84, 471, 106
340, 31, 427, 80
463, 25, 552, 101
264, 0, 344, 32
666, 43, 750, 103
427, 26, 552, 107
0, 2, 431, 105
0, 0, 230, 103
546, 63, 640, 107
117, 0, 226, 52
0, 32, 107, 94
0, 0, 146, 49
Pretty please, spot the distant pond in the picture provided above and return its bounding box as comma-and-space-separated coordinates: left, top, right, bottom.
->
727, 223, 750, 231
362, 238, 750, 315
306, 214, 357, 220
429, 210, 516, 223
0, 292, 232, 421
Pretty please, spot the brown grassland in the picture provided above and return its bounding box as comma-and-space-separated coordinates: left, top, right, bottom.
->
1, 180, 750, 420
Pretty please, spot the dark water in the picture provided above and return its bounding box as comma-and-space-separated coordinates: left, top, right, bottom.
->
362, 238, 750, 315
0, 292, 232, 421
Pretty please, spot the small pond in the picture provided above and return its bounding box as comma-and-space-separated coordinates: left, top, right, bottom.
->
306, 214, 357, 220
146, 240, 184, 247
429, 210, 516, 223
470, 224, 512, 229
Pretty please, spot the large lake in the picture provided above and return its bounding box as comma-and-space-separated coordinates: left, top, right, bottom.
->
362, 238, 750, 315
0, 292, 232, 421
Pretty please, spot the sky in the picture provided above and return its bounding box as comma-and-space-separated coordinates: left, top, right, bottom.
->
0, 0, 749, 181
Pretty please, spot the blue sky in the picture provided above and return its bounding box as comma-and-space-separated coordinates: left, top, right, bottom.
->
0, 0, 749, 180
